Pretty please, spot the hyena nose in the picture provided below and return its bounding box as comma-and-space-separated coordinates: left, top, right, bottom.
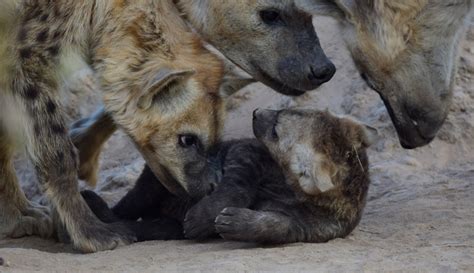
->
307, 62, 336, 85
406, 107, 442, 141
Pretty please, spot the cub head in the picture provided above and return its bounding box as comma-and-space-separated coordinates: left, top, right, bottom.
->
179, 0, 336, 96
253, 108, 377, 195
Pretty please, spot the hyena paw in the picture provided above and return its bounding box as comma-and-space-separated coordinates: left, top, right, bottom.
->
72, 221, 136, 253
215, 207, 260, 242
5, 202, 53, 239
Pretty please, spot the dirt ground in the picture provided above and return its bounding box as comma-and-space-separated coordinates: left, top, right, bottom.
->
1, 17, 473, 273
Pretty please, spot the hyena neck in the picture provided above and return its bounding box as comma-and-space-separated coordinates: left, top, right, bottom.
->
175, 0, 210, 38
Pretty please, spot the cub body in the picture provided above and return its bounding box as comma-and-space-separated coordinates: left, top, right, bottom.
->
84, 109, 376, 243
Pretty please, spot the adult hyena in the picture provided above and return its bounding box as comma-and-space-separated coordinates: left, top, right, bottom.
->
298, 0, 473, 148
0, 0, 258, 252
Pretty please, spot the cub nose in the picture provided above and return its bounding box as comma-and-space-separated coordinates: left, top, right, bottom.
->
307, 62, 336, 86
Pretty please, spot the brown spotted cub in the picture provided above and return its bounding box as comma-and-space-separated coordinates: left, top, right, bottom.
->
83, 108, 377, 243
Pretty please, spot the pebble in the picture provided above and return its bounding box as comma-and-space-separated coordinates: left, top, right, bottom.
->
0, 257, 10, 267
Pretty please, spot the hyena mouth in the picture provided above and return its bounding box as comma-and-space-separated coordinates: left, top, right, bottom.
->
379, 96, 435, 149
253, 64, 306, 97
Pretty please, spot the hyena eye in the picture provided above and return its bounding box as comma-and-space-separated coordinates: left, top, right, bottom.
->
178, 134, 199, 148
259, 10, 284, 26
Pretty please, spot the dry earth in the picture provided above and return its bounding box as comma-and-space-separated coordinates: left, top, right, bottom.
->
0, 17, 473, 273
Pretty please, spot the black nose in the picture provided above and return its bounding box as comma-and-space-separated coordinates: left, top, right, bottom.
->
253, 108, 260, 120
405, 107, 442, 141
308, 62, 336, 85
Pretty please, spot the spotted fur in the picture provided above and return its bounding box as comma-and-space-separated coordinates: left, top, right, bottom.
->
0, 0, 228, 253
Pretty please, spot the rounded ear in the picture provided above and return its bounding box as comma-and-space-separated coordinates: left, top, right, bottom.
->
296, 0, 355, 21
218, 55, 256, 98
219, 76, 256, 98
361, 124, 379, 147
138, 69, 195, 110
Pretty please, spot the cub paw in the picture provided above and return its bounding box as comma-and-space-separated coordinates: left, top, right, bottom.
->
183, 201, 219, 240
215, 207, 258, 242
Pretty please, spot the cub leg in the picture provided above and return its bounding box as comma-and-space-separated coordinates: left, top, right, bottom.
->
82, 190, 184, 241
183, 141, 267, 239
112, 165, 171, 221
0, 131, 52, 239
70, 107, 117, 187
215, 208, 299, 243
216, 207, 351, 243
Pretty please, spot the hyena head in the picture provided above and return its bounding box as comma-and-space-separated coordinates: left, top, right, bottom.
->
98, 0, 255, 198
178, 0, 336, 96
253, 108, 377, 195
297, 0, 472, 148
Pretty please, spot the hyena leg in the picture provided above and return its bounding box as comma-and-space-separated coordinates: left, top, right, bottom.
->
0, 131, 52, 239
13, 59, 134, 253
70, 107, 117, 187
17, 91, 135, 251
215, 208, 301, 243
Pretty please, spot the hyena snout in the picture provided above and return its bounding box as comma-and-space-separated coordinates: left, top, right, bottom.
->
252, 109, 279, 140
381, 96, 447, 149
404, 105, 446, 142
277, 54, 336, 91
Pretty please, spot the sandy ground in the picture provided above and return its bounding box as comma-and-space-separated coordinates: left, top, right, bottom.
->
1, 18, 473, 273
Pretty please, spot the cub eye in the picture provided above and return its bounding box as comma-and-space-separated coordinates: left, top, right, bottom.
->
178, 134, 199, 148
259, 10, 284, 26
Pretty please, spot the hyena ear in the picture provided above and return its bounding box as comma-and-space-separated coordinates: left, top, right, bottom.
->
138, 69, 195, 110
292, 144, 335, 195
219, 75, 256, 98
218, 59, 256, 98
296, 0, 355, 21
361, 124, 379, 147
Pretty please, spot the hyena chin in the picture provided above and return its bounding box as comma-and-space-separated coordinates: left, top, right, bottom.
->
0, 0, 248, 253
297, 0, 473, 148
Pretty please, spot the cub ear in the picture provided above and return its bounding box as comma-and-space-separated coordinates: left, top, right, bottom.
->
138, 69, 195, 110
361, 124, 379, 147
296, 0, 355, 21
292, 144, 335, 195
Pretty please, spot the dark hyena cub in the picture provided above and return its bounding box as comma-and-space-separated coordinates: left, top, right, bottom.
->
83, 108, 377, 243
